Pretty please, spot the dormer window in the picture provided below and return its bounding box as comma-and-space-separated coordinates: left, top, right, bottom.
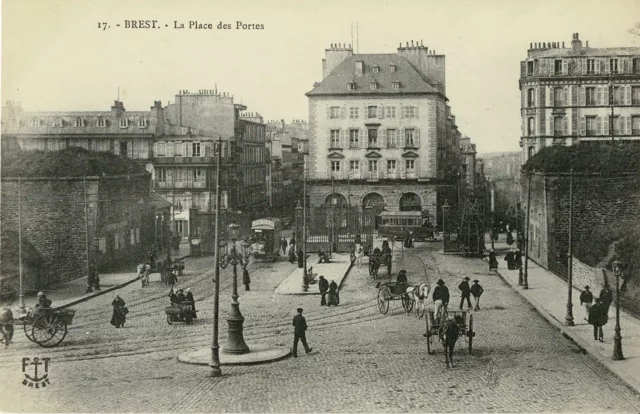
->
74, 117, 84, 127
30, 118, 41, 127
53, 118, 63, 127
138, 118, 148, 128
392, 81, 400, 90
372, 65, 380, 73
96, 118, 106, 127
369, 81, 378, 90
347, 82, 355, 91
389, 64, 397, 73
119, 118, 129, 128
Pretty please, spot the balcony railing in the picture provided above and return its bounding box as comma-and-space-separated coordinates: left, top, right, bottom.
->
307, 170, 432, 180
155, 181, 207, 189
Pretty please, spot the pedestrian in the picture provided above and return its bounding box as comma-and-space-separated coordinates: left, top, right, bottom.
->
514, 248, 523, 269
292, 308, 312, 357
290, 236, 296, 249
297, 248, 304, 269
169, 286, 179, 304
432, 279, 450, 321
599, 284, 613, 312
288, 245, 296, 264
354, 242, 364, 268
281, 238, 288, 255
588, 297, 608, 342
243, 268, 251, 291
110, 294, 127, 328
328, 280, 339, 306
470, 279, 484, 311
580, 285, 594, 321
488, 249, 498, 272
504, 249, 516, 270
381, 240, 392, 277
458, 277, 472, 310
318, 275, 329, 306
185, 288, 197, 318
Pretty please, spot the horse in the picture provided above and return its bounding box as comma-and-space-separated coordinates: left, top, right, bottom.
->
405, 283, 430, 318
0, 308, 15, 348
438, 314, 463, 368
369, 255, 381, 280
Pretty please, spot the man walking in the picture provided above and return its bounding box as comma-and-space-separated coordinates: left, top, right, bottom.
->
292, 308, 312, 357
281, 238, 288, 256
458, 277, 472, 310
580, 285, 593, 321
470, 279, 484, 311
318, 276, 329, 306
432, 279, 449, 321
243, 268, 251, 291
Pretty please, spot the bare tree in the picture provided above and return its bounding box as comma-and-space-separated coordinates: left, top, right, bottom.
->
629, 22, 640, 37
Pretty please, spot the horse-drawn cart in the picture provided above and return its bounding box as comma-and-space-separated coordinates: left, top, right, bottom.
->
165, 302, 195, 325
424, 309, 474, 355
376, 282, 413, 315
1, 308, 76, 348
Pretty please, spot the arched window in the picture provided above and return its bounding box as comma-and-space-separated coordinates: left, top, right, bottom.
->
527, 117, 535, 136
399, 192, 422, 212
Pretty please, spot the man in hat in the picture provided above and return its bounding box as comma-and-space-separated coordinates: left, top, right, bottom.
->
243, 268, 251, 291
580, 286, 594, 321
176, 289, 186, 302
185, 288, 197, 318
458, 277, 472, 310
432, 279, 450, 321
292, 308, 312, 357
318, 276, 329, 306
35, 292, 52, 310
470, 280, 484, 311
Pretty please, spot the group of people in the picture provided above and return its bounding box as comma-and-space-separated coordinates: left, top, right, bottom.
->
487, 248, 523, 272
580, 284, 613, 341
318, 276, 339, 306
168, 286, 198, 318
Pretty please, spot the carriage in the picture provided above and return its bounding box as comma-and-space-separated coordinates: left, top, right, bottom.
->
376, 282, 414, 314
423, 309, 474, 355
250, 218, 283, 261
165, 302, 195, 325
378, 211, 435, 242
1, 307, 76, 348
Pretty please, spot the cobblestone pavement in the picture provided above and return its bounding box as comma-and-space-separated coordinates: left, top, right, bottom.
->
1, 242, 640, 412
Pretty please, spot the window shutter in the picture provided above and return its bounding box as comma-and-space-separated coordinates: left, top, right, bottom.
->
621, 58, 628, 74
562, 60, 568, 75
597, 117, 602, 135
539, 114, 545, 135
127, 142, 134, 158
326, 106, 331, 119
364, 105, 368, 119
521, 90, 525, 108
362, 159, 367, 174
563, 117, 568, 134
378, 127, 384, 146
399, 128, 405, 147
415, 106, 419, 119
627, 116, 632, 135
580, 116, 586, 136
414, 159, 420, 176
378, 105, 384, 119
596, 87, 602, 106
604, 59, 610, 74
604, 116, 609, 136
626, 85, 632, 105
340, 107, 346, 120
581, 59, 587, 75
549, 117, 554, 135
326, 130, 331, 149
342, 129, 348, 148
415, 129, 420, 147
564, 86, 569, 106
548, 87, 554, 107
595, 59, 601, 74
580, 87, 586, 106
360, 129, 365, 148
382, 129, 387, 148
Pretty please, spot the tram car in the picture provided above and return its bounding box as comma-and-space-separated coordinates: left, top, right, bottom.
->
378, 211, 435, 242
250, 217, 282, 261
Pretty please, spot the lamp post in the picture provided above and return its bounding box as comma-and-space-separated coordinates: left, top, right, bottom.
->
218, 223, 251, 355
612, 260, 625, 360
210, 136, 223, 377
302, 168, 309, 292
523, 172, 532, 289
490, 188, 495, 251
517, 201, 523, 285
442, 200, 450, 252
564, 169, 575, 326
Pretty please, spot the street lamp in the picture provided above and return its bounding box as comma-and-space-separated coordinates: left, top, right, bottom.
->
218, 223, 252, 355
612, 260, 624, 360
442, 200, 450, 252
516, 202, 523, 285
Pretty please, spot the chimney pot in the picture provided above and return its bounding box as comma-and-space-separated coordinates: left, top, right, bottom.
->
406, 42, 409, 47
421, 39, 424, 46
586, 40, 589, 47
562, 41, 565, 48
411, 40, 414, 47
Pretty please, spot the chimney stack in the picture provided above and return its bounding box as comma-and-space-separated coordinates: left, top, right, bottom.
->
571, 32, 582, 54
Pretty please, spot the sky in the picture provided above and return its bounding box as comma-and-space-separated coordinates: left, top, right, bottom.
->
2, 0, 639, 154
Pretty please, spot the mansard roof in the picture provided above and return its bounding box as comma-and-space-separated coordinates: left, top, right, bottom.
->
306, 54, 440, 97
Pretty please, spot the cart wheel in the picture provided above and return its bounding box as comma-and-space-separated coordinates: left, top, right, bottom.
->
32, 313, 67, 348
468, 314, 474, 354
167, 315, 173, 325
23, 322, 35, 342
424, 316, 433, 355
377, 290, 389, 314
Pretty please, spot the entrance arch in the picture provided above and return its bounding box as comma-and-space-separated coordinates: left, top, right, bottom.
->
399, 192, 422, 212
324, 193, 348, 206
362, 192, 385, 229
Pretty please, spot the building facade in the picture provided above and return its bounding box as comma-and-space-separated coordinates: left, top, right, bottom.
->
306, 42, 467, 226
519, 33, 640, 164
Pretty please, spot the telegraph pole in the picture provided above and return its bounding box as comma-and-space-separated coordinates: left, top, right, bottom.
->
18, 178, 25, 316
302, 165, 309, 292
565, 169, 575, 325
523, 172, 532, 289
84, 177, 92, 292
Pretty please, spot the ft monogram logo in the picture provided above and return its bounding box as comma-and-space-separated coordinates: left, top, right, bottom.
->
22, 357, 51, 388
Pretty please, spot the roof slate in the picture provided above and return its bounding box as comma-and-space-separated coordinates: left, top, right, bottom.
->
529, 47, 640, 59
3, 111, 155, 135
306, 54, 439, 96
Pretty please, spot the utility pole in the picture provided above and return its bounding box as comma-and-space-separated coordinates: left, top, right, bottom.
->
331, 173, 336, 253
210, 136, 223, 377
84, 177, 92, 292
517, 201, 523, 285
565, 169, 575, 325
523, 172, 532, 289
490, 188, 495, 251
18, 178, 25, 316
302, 164, 309, 292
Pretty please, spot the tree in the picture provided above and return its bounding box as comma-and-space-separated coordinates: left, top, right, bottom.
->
629, 22, 640, 37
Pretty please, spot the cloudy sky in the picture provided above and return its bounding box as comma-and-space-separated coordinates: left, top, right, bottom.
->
2, 0, 639, 153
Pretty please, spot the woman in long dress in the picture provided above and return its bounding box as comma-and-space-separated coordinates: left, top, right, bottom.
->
328, 280, 339, 306
110, 294, 127, 328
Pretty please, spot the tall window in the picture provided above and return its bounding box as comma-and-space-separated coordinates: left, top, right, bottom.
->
402, 106, 417, 118
97, 118, 106, 127
30, 118, 41, 127
634, 58, 640, 74
405, 159, 415, 171
386, 129, 397, 148
349, 160, 360, 172
119, 118, 129, 128
610, 59, 619, 74
157, 168, 167, 183
586, 116, 597, 136
527, 89, 535, 107
632, 87, 640, 105
612, 87, 623, 105
527, 61, 534, 75
367, 129, 378, 147
554, 116, 563, 136
368, 160, 378, 174
331, 161, 341, 172
330, 129, 341, 148
193, 167, 204, 182
367, 106, 377, 119
387, 160, 397, 173
174, 142, 183, 156
192, 142, 201, 156
385, 106, 396, 118
389, 64, 397, 72
349, 107, 359, 119
372, 65, 380, 73
74, 117, 84, 127
330, 106, 340, 119
349, 129, 360, 148
613, 116, 622, 134
527, 146, 535, 160
554, 60, 562, 75
527, 117, 535, 136
53, 118, 63, 127
554, 87, 564, 106
587, 59, 595, 74
632, 116, 640, 135
138, 118, 148, 128
586, 87, 596, 106
404, 129, 415, 147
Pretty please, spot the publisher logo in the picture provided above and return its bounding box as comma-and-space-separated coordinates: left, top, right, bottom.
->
22, 357, 51, 388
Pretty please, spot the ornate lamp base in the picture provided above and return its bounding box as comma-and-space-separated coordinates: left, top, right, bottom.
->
223, 308, 250, 355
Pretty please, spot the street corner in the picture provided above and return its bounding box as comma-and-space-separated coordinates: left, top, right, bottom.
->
177, 343, 291, 366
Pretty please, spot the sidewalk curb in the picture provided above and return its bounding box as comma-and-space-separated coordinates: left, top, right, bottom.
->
491, 263, 640, 396
273, 256, 354, 296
